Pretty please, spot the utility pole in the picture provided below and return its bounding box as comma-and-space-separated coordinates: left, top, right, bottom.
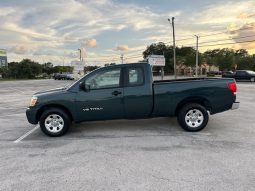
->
168, 17, 176, 79
195, 35, 199, 77
120, 53, 124, 64
78, 48, 82, 61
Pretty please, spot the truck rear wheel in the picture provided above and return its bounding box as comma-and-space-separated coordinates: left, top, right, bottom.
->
39, 108, 71, 137
177, 103, 209, 132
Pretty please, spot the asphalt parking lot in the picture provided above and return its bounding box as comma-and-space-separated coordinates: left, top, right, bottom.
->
0, 79, 254, 191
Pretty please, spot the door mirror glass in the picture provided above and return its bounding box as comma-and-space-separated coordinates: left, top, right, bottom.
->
79, 81, 90, 91
84, 83, 91, 91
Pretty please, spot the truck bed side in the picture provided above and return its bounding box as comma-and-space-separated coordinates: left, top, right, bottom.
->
152, 78, 236, 117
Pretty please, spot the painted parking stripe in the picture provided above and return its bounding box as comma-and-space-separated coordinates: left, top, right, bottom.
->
14, 125, 39, 143
7, 87, 25, 94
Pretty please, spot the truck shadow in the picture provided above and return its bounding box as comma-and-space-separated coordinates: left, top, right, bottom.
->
25, 117, 214, 141
67, 117, 183, 138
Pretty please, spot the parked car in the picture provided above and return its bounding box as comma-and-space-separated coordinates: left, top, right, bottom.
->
207, 71, 222, 76
222, 70, 255, 82
222, 71, 234, 76
26, 63, 239, 137
54, 73, 74, 80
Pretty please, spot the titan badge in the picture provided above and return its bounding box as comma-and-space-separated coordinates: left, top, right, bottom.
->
83, 107, 103, 111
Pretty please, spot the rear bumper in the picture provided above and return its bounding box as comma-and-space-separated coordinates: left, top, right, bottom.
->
231, 102, 240, 110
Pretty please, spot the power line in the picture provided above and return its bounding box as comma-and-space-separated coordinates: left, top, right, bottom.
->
199, 39, 255, 47
200, 34, 255, 45
175, 34, 255, 47
85, 24, 255, 63
199, 25, 255, 37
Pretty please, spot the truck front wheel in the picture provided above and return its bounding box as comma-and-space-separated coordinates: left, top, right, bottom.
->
177, 103, 209, 132
39, 108, 71, 137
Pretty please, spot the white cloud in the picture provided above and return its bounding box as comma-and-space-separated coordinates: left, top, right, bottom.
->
1, 0, 255, 64
81, 39, 97, 47
115, 44, 129, 51
9, 45, 29, 54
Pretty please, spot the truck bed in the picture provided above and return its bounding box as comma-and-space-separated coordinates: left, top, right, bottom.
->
152, 77, 236, 116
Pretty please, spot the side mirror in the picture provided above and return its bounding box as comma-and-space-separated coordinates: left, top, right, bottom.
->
79, 81, 90, 91
85, 83, 91, 91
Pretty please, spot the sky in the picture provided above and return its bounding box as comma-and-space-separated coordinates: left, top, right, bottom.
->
0, 0, 255, 66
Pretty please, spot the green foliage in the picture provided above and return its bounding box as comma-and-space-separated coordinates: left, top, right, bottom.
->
204, 48, 255, 71
143, 42, 173, 73
84, 66, 99, 73
0, 59, 74, 79
6, 59, 42, 79
144, 42, 255, 72
143, 43, 202, 73
53, 66, 73, 73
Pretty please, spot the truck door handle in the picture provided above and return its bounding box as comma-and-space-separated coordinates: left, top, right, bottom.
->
112, 90, 122, 96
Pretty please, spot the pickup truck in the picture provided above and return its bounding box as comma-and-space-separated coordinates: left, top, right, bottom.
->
222, 70, 255, 82
26, 63, 239, 137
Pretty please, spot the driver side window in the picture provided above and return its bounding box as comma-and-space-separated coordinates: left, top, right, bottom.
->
85, 68, 121, 89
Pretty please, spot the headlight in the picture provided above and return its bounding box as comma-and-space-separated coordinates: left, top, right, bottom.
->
30, 96, 38, 107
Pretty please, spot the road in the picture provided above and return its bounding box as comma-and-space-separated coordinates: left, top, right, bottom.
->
0, 79, 254, 191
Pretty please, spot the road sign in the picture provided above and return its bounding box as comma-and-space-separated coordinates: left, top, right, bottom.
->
0, 49, 7, 67
148, 55, 165, 66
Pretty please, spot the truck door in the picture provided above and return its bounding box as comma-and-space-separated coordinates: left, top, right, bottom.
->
123, 66, 153, 119
75, 67, 124, 121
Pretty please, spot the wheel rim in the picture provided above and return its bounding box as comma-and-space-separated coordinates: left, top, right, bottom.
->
44, 114, 64, 133
185, 109, 204, 128
251, 78, 255, 82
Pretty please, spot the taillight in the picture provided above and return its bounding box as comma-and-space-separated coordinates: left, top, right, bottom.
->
228, 82, 237, 94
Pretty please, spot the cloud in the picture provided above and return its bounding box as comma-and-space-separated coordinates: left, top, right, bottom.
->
81, 39, 97, 47
1, 0, 255, 64
230, 23, 255, 53
115, 44, 129, 51
9, 45, 29, 54
238, 12, 255, 19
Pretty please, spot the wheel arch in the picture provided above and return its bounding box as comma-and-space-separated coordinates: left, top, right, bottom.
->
175, 96, 212, 116
36, 104, 73, 123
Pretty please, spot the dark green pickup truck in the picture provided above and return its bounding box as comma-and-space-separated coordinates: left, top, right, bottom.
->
26, 63, 239, 136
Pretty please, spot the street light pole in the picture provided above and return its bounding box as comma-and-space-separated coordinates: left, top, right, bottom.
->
120, 53, 124, 64
168, 17, 176, 79
195, 35, 199, 77
78, 48, 81, 61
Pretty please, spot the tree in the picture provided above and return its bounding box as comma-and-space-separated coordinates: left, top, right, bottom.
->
143, 42, 202, 73
143, 42, 173, 73
204, 48, 235, 71
177, 47, 203, 67
84, 66, 99, 73
42, 62, 54, 75
53, 66, 73, 73
5, 59, 42, 79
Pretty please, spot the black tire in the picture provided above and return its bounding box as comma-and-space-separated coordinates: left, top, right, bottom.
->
177, 103, 209, 132
251, 77, 255, 82
39, 108, 71, 137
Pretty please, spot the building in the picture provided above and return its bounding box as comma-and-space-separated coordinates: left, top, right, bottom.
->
176, 62, 219, 76
0, 49, 8, 67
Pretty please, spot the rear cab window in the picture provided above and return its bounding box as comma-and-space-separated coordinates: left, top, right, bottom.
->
127, 67, 144, 86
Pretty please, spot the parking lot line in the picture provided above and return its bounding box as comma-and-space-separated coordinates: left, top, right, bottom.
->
7, 87, 25, 94
14, 125, 39, 143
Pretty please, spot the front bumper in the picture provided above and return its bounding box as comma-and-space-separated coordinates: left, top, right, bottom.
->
231, 102, 240, 110
26, 107, 39, 124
